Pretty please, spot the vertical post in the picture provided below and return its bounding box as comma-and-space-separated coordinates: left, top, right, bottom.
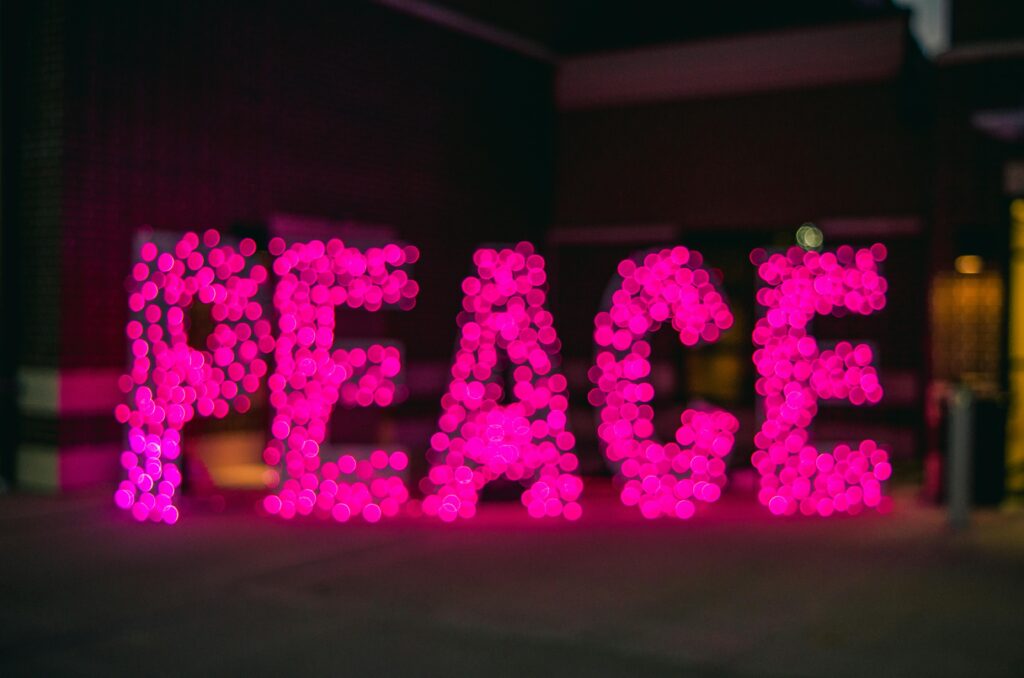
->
948, 385, 973, 530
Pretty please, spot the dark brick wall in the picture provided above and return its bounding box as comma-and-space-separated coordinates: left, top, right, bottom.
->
554, 81, 929, 230
4, 0, 554, 488
5, 0, 66, 370
59, 0, 554, 370
2, 0, 69, 485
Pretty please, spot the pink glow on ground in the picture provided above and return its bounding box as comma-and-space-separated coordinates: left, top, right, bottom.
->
115, 231, 271, 524
422, 243, 581, 521
264, 238, 418, 522
590, 247, 739, 519
751, 244, 888, 517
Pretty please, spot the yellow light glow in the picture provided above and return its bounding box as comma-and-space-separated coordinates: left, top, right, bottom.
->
955, 255, 984, 275
1011, 198, 1024, 225
1008, 201, 1024, 497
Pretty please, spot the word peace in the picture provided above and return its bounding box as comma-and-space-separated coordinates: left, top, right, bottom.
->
115, 231, 888, 525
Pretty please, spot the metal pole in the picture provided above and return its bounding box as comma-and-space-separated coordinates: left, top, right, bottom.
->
948, 385, 973, 530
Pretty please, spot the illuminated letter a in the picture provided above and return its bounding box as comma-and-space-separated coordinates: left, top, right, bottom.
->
423, 243, 581, 521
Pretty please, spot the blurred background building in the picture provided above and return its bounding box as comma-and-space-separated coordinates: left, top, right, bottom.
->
1, 0, 1023, 509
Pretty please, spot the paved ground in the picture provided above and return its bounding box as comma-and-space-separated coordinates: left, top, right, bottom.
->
2, 481, 1023, 677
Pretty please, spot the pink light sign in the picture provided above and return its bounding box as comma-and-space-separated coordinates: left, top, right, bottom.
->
420, 243, 582, 521
114, 231, 271, 523
590, 247, 739, 519
262, 237, 419, 522
751, 245, 889, 517
116, 231, 892, 525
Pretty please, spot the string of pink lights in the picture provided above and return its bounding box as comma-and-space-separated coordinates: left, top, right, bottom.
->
262, 237, 419, 523
115, 230, 271, 524
117, 232, 889, 525
589, 247, 739, 520
421, 243, 582, 522
751, 245, 890, 517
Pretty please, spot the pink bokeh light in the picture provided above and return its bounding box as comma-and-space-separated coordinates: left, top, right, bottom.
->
263, 238, 419, 522
751, 244, 889, 517
422, 243, 581, 521
115, 230, 271, 523
590, 247, 739, 519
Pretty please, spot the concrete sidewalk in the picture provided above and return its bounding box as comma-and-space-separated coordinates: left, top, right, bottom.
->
2, 483, 1023, 677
